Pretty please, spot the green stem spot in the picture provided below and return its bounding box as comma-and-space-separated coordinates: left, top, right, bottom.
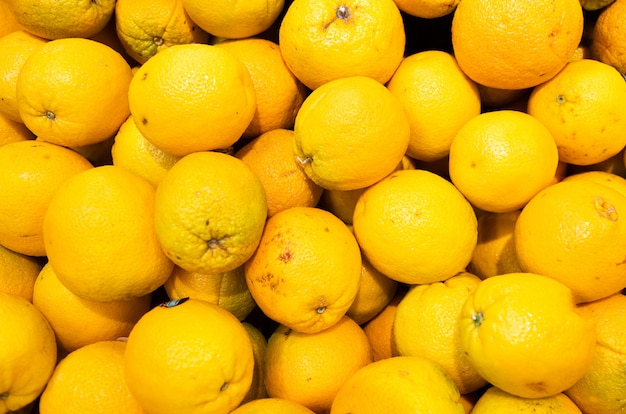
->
472, 311, 484, 327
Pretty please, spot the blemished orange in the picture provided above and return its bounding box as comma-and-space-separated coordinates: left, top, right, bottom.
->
114, 0, 209, 64
527, 59, 626, 166
330, 355, 465, 413
565, 293, 626, 413
182, 0, 284, 39
362, 290, 403, 361
124, 298, 254, 414
458, 272, 596, 398
163, 265, 256, 321
111, 115, 181, 187
154, 151, 267, 275
263, 316, 373, 413
32, 263, 151, 356
469, 210, 524, 279
128, 43, 256, 156
449, 110, 559, 213
393, 272, 488, 394
591, 0, 626, 75
0, 30, 47, 122
0, 112, 35, 145
232, 398, 315, 414
235, 129, 323, 217
0, 291, 57, 413
471, 386, 582, 414
451, 0, 584, 89
278, 0, 405, 90
215, 38, 308, 139
0, 140, 93, 257
515, 179, 626, 303
239, 322, 268, 405
43, 165, 174, 302
0, 243, 42, 302
245, 206, 362, 334
294, 76, 410, 191
393, 0, 459, 18
38, 341, 146, 414
353, 169, 477, 285
5, 0, 115, 39
386, 50, 480, 162
16, 37, 133, 147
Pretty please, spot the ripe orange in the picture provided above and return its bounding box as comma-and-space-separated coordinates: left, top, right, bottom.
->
451, 0, 584, 89
232, 398, 315, 414
393, 0, 459, 18
471, 386, 582, 414
278, 0, 406, 90
240, 322, 268, 404
0, 112, 35, 145
591, 0, 626, 75
0, 0, 24, 37
362, 290, 404, 361
0, 243, 42, 301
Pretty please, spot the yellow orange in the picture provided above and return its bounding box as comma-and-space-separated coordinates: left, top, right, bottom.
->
0, 0, 24, 37
0, 112, 35, 146
471, 386, 582, 413
239, 322, 268, 404
0, 243, 42, 302
231, 398, 315, 414
346, 256, 398, 325
393, 0, 459, 18
591, 0, 626, 75
362, 290, 404, 361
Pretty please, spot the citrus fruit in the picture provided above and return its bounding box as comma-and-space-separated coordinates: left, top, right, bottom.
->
353, 169, 477, 285
591, 0, 626, 75
264, 316, 373, 413
562, 170, 626, 197
346, 256, 398, 325
43, 165, 174, 302
124, 298, 254, 414
245, 206, 362, 334
386, 49, 480, 162
278, 0, 405, 90
458, 272, 596, 398
471, 386, 582, 414
362, 290, 404, 361
231, 398, 315, 414
393, 0, 459, 18
240, 322, 268, 404
0, 0, 24, 37
154, 151, 267, 275
0, 112, 35, 145
0, 243, 42, 301
293, 75, 410, 191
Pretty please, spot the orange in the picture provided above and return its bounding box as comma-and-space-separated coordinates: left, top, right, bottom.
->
0, 140, 93, 257
458, 272, 596, 398
16, 37, 132, 147
527, 59, 626, 166
330, 355, 465, 413
393, 0, 459, 18
294, 76, 410, 190
239, 322, 268, 404
562, 170, 626, 197
114, 0, 209, 65
5, 0, 115, 39
278, 0, 405, 90
163, 265, 256, 321
515, 179, 626, 303
0, 113, 35, 145
471, 386, 582, 413
215, 38, 308, 139
0, 0, 24, 37
232, 398, 315, 414
234, 129, 323, 217
245, 206, 362, 334
353, 169, 477, 285
0, 243, 42, 301
393, 272, 488, 394
451, 0, 584, 89
43, 165, 174, 302
346, 256, 398, 325
128, 43, 256, 156
478, 85, 530, 110
362, 290, 404, 361
32, 263, 151, 356
386, 50, 481, 162
469, 210, 524, 279
568, 148, 626, 177
565, 293, 626, 413
154, 151, 267, 275
111, 115, 181, 187
0, 291, 57, 413
124, 298, 254, 414
449, 110, 559, 213
182, 0, 284, 39
591, 0, 626, 75
0, 30, 47, 122
39, 340, 146, 414
263, 316, 373, 413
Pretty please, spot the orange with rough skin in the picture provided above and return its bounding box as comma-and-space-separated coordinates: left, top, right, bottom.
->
231, 398, 315, 414
235, 129, 323, 217
124, 298, 254, 414
264, 316, 373, 413
591, 0, 626, 75
458, 272, 596, 398
451, 0, 584, 89
278, 0, 406, 90
38, 340, 146, 414
527, 59, 626, 166
43, 165, 174, 302
0, 140, 93, 257
245, 206, 362, 334
362, 290, 403, 361
16, 37, 133, 147
386, 50, 480, 162
515, 179, 626, 303
128, 43, 256, 156
0, 243, 42, 302
471, 386, 582, 414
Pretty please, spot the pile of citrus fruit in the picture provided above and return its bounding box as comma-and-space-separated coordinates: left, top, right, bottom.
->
1, 0, 626, 412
